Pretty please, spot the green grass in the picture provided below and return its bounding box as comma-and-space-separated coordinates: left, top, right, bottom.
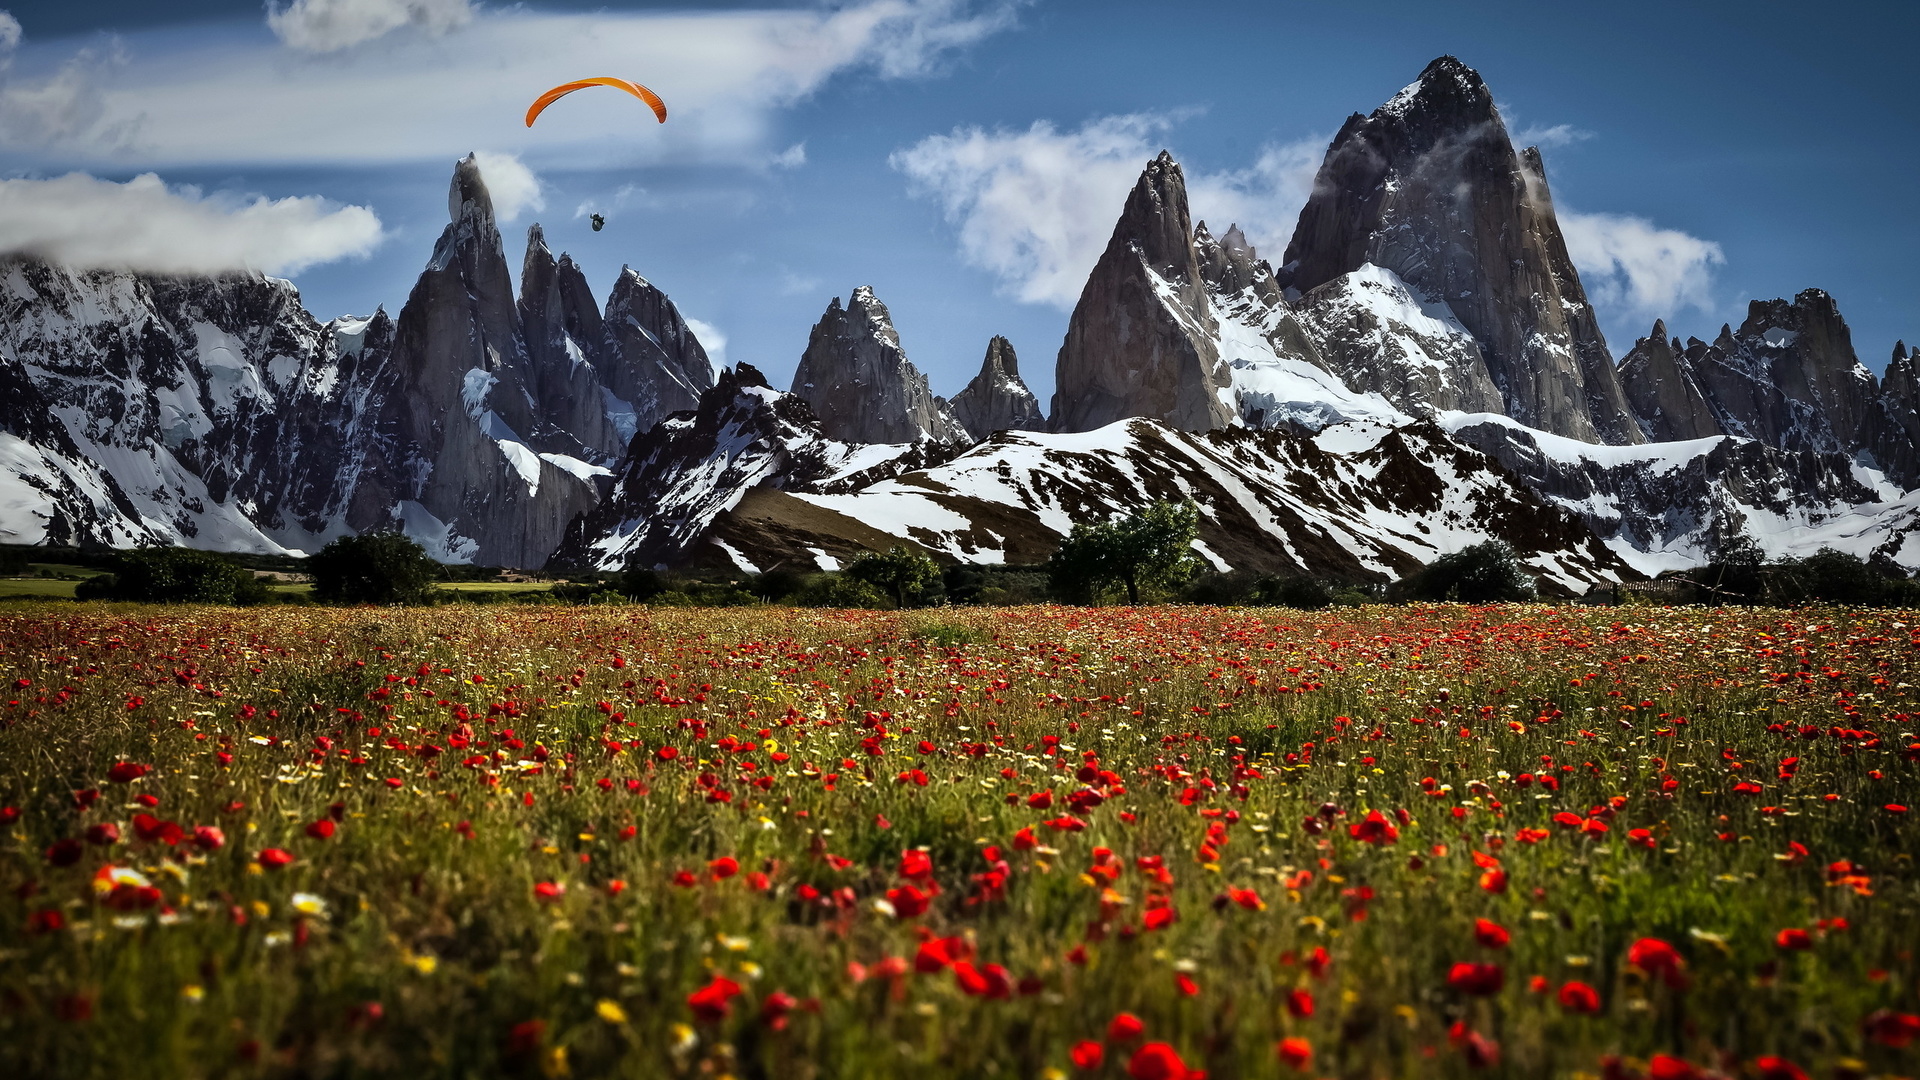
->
0, 602, 1913, 1080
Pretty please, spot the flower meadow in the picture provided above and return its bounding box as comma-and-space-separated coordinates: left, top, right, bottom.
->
0, 602, 1916, 1080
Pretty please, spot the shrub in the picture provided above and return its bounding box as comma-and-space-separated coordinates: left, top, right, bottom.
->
76, 547, 269, 605
1048, 500, 1202, 605
794, 574, 892, 609
308, 533, 438, 605
615, 567, 665, 602
846, 546, 943, 609
1251, 575, 1336, 609
1774, 548, 1883, 605
1394, 541, 1535, 603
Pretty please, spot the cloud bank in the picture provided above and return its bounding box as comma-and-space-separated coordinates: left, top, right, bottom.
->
267, 0, 475, 53
0, 172, 383, 275
0, 0, 1022, 169
892, 113, 1321, 308
1560, 209, 1724, 330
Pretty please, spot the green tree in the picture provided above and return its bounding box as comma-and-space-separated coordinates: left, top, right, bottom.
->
1048, 500, 1202, 606
76, 547, 269, 605
1396, 541, 1535, 603
846, 546, 943, 609
308, 533, 438, 605
1776, 547, 1883, 605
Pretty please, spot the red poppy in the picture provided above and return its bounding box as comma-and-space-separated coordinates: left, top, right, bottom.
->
106, 762, 151, 784
1557, 981, 1602, 1014
1626, 937, 1686, 987
1070, 1040, 1105, 1070
1277, 1036, 1311, 1071
533, 881, 565, 903
709, 856, 739, 879
1478, 869, 1508, 894
1106, 1012, 1146, 1044
1142, 907, 1176, 931
305, 819, 336, 840
85, 822, 120, 846
192, 825, 225, 850
1864, 1010, 1920, 1048
1447, 961, 1505, 996
898, 849, 934, 880
1773, 927, 1812, 950
504, 1019, 545, 1056
1348, 809, 1399, 845
1286, 988, 1314, 1017
1753, 1056, 1808, 1080
257, 848, 295, 870
914, 936, 968, 973
888, 884, 935, 918
760, 990, 797, 1030
1647, 1054, 1700, 1080
1473, 918, 1509, 948
1448, 1021, 1499, 1068
1127, 1042, 1191, 1080
687, 974, 743, 1023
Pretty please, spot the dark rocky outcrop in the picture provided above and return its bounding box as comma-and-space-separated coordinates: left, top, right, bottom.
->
1681, 290, 1876, 458
949, 336, 1044, 440
790, 286, 964, 444
1051, 152, 1234, 434
518, 225, 618, 460
1874, 341, 1920, 487
600, 267, 714, 440
1280, 56, 1640, 444
1618, 320, 1723, 442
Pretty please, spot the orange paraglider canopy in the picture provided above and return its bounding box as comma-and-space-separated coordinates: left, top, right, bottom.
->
525, 78, 667, 127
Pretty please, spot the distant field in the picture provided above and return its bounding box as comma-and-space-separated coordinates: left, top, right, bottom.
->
0, 564, 108, 599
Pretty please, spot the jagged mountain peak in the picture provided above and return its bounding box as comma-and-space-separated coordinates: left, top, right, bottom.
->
1112, 150, 1198, 279
733, 362, 772, 390
950, 335, 1044, 440
791, 284, 962, 444
1895, 341, 1908, 362
447, 153, 496, 231
1376, 55, 1497, 124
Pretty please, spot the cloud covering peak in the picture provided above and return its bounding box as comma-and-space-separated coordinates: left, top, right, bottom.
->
0, 172, 383, 275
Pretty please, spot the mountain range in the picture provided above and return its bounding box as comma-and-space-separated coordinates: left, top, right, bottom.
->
3, 56, 1915, 594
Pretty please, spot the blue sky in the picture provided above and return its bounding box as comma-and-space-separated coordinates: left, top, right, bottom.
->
0, 0, 1914, 409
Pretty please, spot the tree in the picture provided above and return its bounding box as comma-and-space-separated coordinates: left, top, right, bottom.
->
1396, 541, 1534, 603
309, 533, 438, 605
1048, 500, 1202, 605
76, 547, 269, 605
1776, 548, 1882, 605
846, 546, 942, 609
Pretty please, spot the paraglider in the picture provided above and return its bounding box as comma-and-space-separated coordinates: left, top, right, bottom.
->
590, 214, 605, 232
524, 78, 667, 127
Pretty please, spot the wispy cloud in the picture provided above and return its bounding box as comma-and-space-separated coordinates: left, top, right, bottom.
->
0, 0, 1023, 169
0, 171, 383, 275
0, 14, 129, 152
266, 0, 474, 53
1514, 122, 1593, 149
892, 113, 1323, 308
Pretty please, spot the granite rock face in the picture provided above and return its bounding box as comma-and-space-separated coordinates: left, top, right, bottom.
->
1617, 321, 1724, 443
791, 286, 965, 444
1050, 151, 1235, 434
600, 267, 715, 441
949, 336, 1044, 439
1280, 56, 1640, 444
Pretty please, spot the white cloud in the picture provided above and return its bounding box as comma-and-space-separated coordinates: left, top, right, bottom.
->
770, 142, 807, 169
1515, 123, 1593, 149
0, 0, 1020, 169
266, 0, 474, 53
469, 150, 541, 222
1185, 140, 1323, 256
0, 171, 383, 275
892, 113, 1322, 308
1560, 210, 1723, 328
0, 13, 127, 152
683, 317, 728, 373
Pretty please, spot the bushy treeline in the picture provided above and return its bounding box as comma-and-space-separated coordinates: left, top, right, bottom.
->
1674, 536, 1920, 606
30, 513, 1920, 609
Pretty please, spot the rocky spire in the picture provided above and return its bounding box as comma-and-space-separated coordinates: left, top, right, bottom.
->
948, 336, 1044, 440
350, 154, 600, 567
517, 225, 618, 459
1280, 56, 1642, 445
1051, 151, 1233, 433
790, 286, 965, 444
1618, 319, 1723, 442
599, 267, 715, 439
